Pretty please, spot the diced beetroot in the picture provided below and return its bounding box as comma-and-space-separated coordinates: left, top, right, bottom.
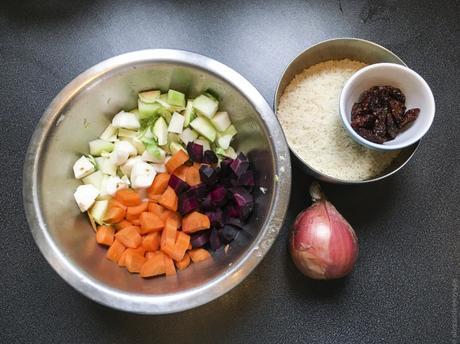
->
210, 185, 227, 207
224, 216, 243, 228
220, 224, 240, 242
233, 170, 255, 187
190, 231, 209, 248
203, 150, 218, 164
169, 174, 189, 194
186, 183, 208, 199
219, 158, 233, 177
199, 165, 218, 185
205, 209, 223, 228
186, 142, 203, 163
209, 228, 222, 251
225, 204, 240, 218
230, 187, 254, 220
179, 195, 199, 215
230, 152, 249, 177
201, 194, 213, 210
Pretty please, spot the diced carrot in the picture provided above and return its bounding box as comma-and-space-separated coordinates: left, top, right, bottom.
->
185, 166, 201, 186
193, 162, 201, 169
96, 225, 114, 246
161, 217, 178, 257
131, 218, 141, 226
114, 220, 132, 231
118, 246, 145, 267
104, 206, 126, 224
149, 194, 162, 203
159, 186, 178, 211
188, 243, 192, 250
189, 248, 211, 263
139, 212, 164, 234
147, 202, 171, 222
126, 201, 149, 219
182, 211, 210, 233
109, 199, 127, 211
166, 211, 182, 229
173, 165, 188, 181
171, 231, 191, 262
164, 255, 176, 276
115, 188, 141, 206
166, 150, 189, 173
142, 232, 161, 252
106, 239, 126, 263
140, 251, 166, 277
145, 251, 157, 259
147, 173, 170, 197
125, 252, 147, 273
148, 202, 163, 214
115, 226, 142, 248
175, 252, 191, 270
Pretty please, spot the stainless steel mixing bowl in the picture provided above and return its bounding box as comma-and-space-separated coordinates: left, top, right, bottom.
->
23, 49, 291, 314
274, 38, 419, 184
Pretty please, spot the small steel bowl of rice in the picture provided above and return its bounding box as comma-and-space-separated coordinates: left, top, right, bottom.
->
274, 38, 419, 184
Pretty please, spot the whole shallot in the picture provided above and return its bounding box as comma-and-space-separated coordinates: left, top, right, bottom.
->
289, 182, 358, 279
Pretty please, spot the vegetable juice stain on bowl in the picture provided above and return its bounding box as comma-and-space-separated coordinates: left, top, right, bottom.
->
274, 38, 419, 184
23, 49, 291, 314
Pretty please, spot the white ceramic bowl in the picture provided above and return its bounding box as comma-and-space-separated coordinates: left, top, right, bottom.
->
340, 63, 435, 151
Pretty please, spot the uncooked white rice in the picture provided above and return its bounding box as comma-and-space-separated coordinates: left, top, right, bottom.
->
277, 59, 399, 181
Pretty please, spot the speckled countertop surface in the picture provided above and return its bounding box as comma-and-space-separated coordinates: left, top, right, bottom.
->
1, 0, 459, 343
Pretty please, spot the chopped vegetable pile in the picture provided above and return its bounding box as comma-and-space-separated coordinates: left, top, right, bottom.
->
72, 89, 255, 278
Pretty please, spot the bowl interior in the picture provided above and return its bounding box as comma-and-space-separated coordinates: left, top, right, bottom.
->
274, 38, 419, 183
340, 63, 435, 150
32, 56, 284, 310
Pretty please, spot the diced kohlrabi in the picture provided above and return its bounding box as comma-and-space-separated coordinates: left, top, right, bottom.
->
112, 111, 140, 130
114, 140, 137, 157
216, 125, 237, 149
89, 200, 109, 225
142, 148, 166, 163
130, 161, 156, 189
167, 89, 186, 107
192, 94, 218, 119
190, 117, 216, 142
168, 133, 181, 144
211, 111, 231, 132
89, 139, 114, 156
82, 170, 104, 189
168, 112, 185, 134
183, 100, 196, 128
74, 184, 100, 212
170, 142, 186, 155
194, 137, 211, 152
139, 90, 161, 103
99, 124, 118, 142
122, 137, 145, 154
121, 175, 131, 186
117, 128, 138, 139
138, 99, 162, 119
153, 117, 168, 146
73, 155, 96, 179
120, 156, 142, 176
179, 127, 199, 145
105, 176, 129, 196
95, 157, 117, 176
109, 140, 137, 166
216, 146, 237, 159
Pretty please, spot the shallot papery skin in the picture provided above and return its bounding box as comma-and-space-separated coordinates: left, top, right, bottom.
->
290, 197, 358, 280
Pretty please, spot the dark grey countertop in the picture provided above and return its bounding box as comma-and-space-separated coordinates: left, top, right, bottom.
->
1, 0, 459, 343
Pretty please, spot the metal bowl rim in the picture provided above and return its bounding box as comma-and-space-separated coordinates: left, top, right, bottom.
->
23, 48, 292, 314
